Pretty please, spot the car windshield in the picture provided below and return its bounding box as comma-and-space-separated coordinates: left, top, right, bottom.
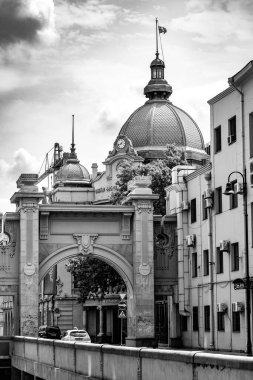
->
70, 331, 87, 337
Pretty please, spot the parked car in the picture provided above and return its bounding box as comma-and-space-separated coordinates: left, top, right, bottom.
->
61, 328, 91, 343
38, 325, 61, 339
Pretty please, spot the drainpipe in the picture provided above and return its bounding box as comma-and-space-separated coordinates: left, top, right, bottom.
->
204, 172, 215, 350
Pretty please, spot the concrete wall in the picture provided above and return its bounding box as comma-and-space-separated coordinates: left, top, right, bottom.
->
11, 337, 253, 380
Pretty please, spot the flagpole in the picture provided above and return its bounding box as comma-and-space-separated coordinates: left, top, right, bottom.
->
156, 17, 159, 58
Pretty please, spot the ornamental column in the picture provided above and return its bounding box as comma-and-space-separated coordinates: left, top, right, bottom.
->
124, 176, 158, 347
11, 174, 44, 336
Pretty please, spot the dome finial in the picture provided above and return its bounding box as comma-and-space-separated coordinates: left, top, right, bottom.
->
144, 20, 172, 101
70, 114, 77, 158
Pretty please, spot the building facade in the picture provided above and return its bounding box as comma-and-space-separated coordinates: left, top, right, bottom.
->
166, 61, 253, 353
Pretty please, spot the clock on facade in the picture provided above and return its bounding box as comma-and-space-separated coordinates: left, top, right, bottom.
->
117, 138, 126, 149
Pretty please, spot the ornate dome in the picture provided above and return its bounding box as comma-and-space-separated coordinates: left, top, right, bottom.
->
118, 49, 205, 160
55, 158, 90, 186
119, 100, 205, 152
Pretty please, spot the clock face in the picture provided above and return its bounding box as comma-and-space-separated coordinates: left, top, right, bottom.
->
117, 138, 126, 149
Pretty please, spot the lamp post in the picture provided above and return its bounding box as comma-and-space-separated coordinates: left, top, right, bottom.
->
224, 169, 252, 356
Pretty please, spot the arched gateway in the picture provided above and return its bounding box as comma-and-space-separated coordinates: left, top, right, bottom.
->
7, 173, 159, 347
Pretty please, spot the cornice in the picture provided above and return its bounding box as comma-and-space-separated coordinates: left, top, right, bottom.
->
39, 203, 135, 213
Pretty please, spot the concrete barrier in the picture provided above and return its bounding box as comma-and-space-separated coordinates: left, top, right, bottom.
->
11, 337, 253, 380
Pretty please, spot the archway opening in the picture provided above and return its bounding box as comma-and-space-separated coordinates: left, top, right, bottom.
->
39, 249, 130, 345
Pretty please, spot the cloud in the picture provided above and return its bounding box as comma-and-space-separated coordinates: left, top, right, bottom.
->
0, 148, 40, 181
55, 0, 121, 31
0, 0, 57, 47
171, 0, 253, 45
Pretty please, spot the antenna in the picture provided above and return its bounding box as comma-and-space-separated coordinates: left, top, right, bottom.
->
70, 114, 76, 156
155, 18, 159, 58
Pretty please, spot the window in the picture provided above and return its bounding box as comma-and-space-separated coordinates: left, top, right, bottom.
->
191, 198, 197, 223
193, 306, 199, 331
181, 315, 188, 331
228, 116, 236, 144
214, 125, 221, 153
203, 250, 209, 276
192, 252, 198, 278
204, 305, 210, 331
230, 180, 238, 209
231, 242, 239, 271
202, 195, 208, 220
217, 312, 225, 331
216, 247, 223, 274
152, 67, 163, 80
250, 113, 253, 157
215, 186, 222, 214
232, 311, 240, 332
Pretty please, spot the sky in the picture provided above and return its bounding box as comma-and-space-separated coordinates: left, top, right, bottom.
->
0, 0, 253, 213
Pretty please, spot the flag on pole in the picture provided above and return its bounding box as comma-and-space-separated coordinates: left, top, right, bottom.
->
158, 26, 167, 34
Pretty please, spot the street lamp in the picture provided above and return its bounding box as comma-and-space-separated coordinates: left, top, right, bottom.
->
224, 170, 252, 356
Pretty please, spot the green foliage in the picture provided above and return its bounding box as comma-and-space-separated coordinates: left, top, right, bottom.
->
110, 144, 187, 214
65, 256, 125, 303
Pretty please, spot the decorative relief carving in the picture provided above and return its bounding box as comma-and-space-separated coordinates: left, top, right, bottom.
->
73, 234, 99, 255
137, 316, 154, 337
24, 263, 36, 287
56, 277, 63, 296
154, 222, 177, 270
21, 203, 39, 213
139, 263, 150, 276
22, 314, 38, 336
136, 202, 152, 214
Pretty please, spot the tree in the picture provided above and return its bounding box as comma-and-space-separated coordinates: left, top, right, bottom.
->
65, 256, 126, 303
110, 143, 187, 215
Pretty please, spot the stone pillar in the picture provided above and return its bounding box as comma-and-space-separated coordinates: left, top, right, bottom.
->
97, 305, 104, 343
124, 176, 159, 347
10, 174, 44, 336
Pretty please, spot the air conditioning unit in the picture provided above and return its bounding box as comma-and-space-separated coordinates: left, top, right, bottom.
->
234, 183, 244, 194
220, 240, 230, 252
181, 201, 190, 211
217, 303, 227, 313
204, 189, 213, 199
204, 198, 213, 208
228, 135, 236, 145
186, 234, 196, 247
232, 302, 244, 312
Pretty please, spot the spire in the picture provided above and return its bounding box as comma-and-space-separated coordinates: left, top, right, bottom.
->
70, 114, 77, 159
143, 18, 172, 101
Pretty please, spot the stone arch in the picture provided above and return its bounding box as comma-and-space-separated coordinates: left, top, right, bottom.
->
39, 243, 134, 298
